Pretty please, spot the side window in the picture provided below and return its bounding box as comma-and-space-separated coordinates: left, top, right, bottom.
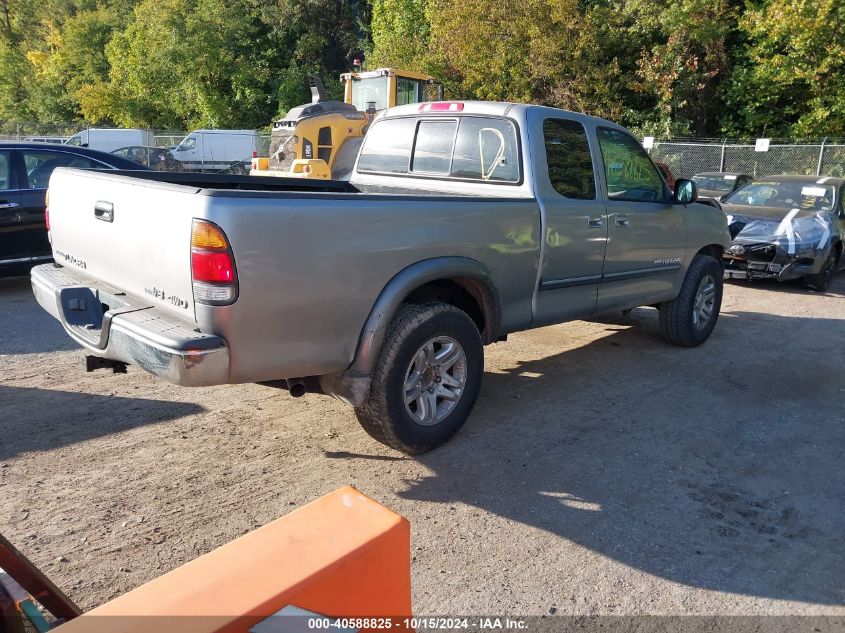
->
178, 137, 197, 152
357, 118, 416, 174
450, 117, 519, 182
0, 151, 11, 190
411, 120, 457, 174
597, 128, 665, 202
543, 119, 596, 199
22, 151, 101, 189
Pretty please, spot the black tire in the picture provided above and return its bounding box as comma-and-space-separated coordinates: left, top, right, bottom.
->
355, 301, 484, 454
658, 254, 723, 347
803, 248, 838, 292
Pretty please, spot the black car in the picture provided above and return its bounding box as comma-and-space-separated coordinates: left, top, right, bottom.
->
721, 175, 845, 291
0, 143, 145, 275
692, 172, 753, 200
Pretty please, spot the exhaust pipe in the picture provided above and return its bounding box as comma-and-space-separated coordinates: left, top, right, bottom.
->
286, 378, 307, 398
258, 377, 321, 397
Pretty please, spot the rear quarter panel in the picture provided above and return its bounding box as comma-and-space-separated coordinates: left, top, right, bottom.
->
198, 191, 540, 382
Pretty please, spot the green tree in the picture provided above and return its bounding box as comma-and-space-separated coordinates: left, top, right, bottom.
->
725, 0, 845, 137
368, 0, 430, 70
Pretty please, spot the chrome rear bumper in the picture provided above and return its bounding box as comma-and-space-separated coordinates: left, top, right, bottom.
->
31, 264, 229, 387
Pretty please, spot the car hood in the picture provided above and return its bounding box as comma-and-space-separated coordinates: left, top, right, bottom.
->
724, 205, 836, 257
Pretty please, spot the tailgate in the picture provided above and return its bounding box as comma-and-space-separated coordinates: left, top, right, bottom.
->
47, 168, 206, 321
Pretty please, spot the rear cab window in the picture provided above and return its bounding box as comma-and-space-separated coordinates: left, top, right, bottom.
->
357, 115, 520, 184
543, 119, 596, 199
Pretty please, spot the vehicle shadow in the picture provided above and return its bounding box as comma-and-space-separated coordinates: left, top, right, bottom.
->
725, 270, 845, 298
0, 385, 204, 460
398, 308, 844, 605
0, 275, 79, 355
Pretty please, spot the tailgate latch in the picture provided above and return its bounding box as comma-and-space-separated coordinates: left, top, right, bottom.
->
94, 201, 114, 223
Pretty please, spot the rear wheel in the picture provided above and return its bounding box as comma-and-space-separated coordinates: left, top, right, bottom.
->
355, 302, 483, 454
803, 249, 838, 292
659, 254, 723, 347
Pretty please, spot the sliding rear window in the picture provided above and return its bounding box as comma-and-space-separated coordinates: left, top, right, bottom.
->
357, 115, 520, 183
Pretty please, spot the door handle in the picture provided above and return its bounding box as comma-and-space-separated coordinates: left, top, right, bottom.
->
588, 216, 603, 228
0, 201, 19, 209
616, 214, 630, 227
94, 200, 114, 223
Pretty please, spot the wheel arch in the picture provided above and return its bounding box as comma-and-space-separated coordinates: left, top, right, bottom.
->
348, 257, 501, 376
695, 243, 725, 262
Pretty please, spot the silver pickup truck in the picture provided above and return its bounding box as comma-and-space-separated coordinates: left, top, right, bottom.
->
32, 101, 730, 453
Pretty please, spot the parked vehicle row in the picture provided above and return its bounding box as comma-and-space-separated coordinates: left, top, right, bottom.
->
31, 101, 729, 454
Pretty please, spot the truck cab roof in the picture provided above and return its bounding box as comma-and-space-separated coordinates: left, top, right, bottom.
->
381, 100, 629, 132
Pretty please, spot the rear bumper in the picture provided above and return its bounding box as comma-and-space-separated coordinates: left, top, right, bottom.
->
31, 264, 229, 387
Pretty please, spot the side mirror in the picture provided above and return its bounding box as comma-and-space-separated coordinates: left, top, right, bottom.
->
673, 179, 698, 205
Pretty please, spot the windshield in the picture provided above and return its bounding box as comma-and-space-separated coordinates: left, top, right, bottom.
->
693, 175, 736, 192
350, 77, 389, 111
724, 180, 835, 211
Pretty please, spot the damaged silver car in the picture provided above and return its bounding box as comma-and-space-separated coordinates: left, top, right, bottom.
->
720, 175, 845, 291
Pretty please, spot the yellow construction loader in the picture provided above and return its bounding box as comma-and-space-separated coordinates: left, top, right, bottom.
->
251, 69, 443, 180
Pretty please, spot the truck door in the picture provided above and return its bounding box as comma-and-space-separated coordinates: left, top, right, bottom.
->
531, 114, 608, 325
0, 149, 25, 263
595, 127, 686, 312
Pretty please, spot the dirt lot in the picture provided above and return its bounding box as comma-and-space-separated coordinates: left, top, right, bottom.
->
1, 273, 843, 616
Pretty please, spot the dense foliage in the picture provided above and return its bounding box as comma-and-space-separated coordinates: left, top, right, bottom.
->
0, 0, 842, 136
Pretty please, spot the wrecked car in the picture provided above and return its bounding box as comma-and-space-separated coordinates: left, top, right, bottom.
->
721, 175, 844, 291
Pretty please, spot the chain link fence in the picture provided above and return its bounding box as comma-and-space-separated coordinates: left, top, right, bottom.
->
648, 138, 845, 180
4, 121, 845, 180
0, 122, 271, 174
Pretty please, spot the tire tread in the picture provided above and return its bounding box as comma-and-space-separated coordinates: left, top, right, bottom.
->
659, 255, 723, 347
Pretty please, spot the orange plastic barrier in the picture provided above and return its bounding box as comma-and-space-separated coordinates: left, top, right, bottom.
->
56, 486, 412, 633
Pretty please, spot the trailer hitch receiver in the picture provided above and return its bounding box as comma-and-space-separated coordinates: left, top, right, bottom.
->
84, 355, 128, 374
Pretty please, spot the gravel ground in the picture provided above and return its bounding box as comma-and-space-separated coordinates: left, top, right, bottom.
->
0, 273, 843, 617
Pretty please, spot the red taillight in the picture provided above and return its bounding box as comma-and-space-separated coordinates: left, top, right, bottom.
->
191, 219, 237, 305
191, 251, 235, 283
45, 207, 50, 230
418, 101, 464, 112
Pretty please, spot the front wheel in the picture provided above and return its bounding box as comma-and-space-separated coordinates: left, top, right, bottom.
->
659, 254, 724, 347
803, 249, 838, 292
355, 302, 484, 454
